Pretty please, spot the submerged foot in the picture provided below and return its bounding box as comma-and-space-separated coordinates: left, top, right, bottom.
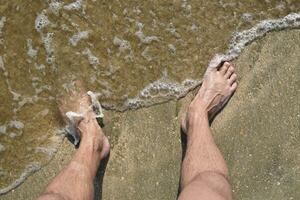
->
181, 62, 238, 134
58, 80, 110, 159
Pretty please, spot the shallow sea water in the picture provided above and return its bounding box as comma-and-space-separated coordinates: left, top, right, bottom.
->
0, 0, 299, 194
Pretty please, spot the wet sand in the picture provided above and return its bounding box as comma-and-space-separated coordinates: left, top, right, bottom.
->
1, 29, 299, 200
1, 1, 299, 191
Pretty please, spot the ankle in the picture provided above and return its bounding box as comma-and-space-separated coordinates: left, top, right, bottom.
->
80, 136, 103, 155
186, 107, 207, 127
69, 160, 96, 180
188, 101, 209, 119
74, 141, 102, 176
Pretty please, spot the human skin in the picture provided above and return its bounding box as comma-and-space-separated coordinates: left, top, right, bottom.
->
38, 84, 110, 200
38, 61, 237, 200
179, 62, 237, 200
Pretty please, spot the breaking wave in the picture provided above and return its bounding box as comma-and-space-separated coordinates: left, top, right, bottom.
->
116, 13, 300, 111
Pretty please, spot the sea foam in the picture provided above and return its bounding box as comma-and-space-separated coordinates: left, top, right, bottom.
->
0, 17, 6, 35
48, 0, 63, 15
27, 39, 38, 59
35, 12, 50, 32
0, 125, 6, 134
9, 120, 24, 130
0, 55, 5, 71
0, 10, 299, 196
42, 33, 55, 64
0, 144, 5, 152
69, 31, 89, 46
135, 22, 159, 44
82, 48, 100, 68
64, 0, 83, 11
217, 13, 300, 66
118, 13, 300, 111
113, 36, 131, 53
64, 91, 104, 146
0, 163, 41, 194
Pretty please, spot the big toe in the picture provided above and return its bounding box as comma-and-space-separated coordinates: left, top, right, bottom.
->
219, 62, 231, 75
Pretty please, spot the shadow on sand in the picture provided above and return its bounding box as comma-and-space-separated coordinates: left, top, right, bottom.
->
94, 154, 110, 200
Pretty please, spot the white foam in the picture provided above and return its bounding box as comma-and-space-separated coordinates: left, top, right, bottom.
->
42, 32, 55, 64
82, 48, 99, 68
9, 132, 17, 138
135, 22, 159, 44
35, 85, 51, 94
66, 111, 84, 123
0, 55, 5, 71
141, 47, 152, 61
0, 144, 5, 152
206, 13, 300, 69
0, 163, 41, 194
241, 13, 253, 22
69, 31, 89, 46
9, 120, 24, 130
226, 13, 300, 60
64, 91, 103, 146
0, 17, 6, 35
166, 23, 181, 38
18, 97, 35, 108
208, 54, 227, 69
113, 36, 131, 53
124, 77, 198, 110
133, 7, 142, 15
114, 13, 300, 111
35, 11, 50, 32
48, 0, 63, 15
27, 39, 38, 59
0, 125, 6, 134
168, 44, 176, 53
65, 111, 83, 146
87, 91, 104, 119
113, 36, 134, 61
64, 0, 83, 10
10, 91, 21, 101
34, 63, 46, 70
181, 0, 192, 16
191, 24, 198, 32
61, 24, 71, 31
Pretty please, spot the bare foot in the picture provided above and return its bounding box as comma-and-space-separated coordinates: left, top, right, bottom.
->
181, 62, 237, 134
59, 80, 110, 159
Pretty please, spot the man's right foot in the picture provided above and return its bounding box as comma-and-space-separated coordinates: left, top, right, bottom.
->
181, 62, 238, 134
59, 80, 110, 159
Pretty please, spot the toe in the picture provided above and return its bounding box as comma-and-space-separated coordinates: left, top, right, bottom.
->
225, 65, 235, 79
228, 73, 237, 85
230, 82, 238, 92
219, 62, 230, 75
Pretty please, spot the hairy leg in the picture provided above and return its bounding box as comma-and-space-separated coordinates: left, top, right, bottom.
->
38, 82, 110, 200
179, 62, 237, 200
